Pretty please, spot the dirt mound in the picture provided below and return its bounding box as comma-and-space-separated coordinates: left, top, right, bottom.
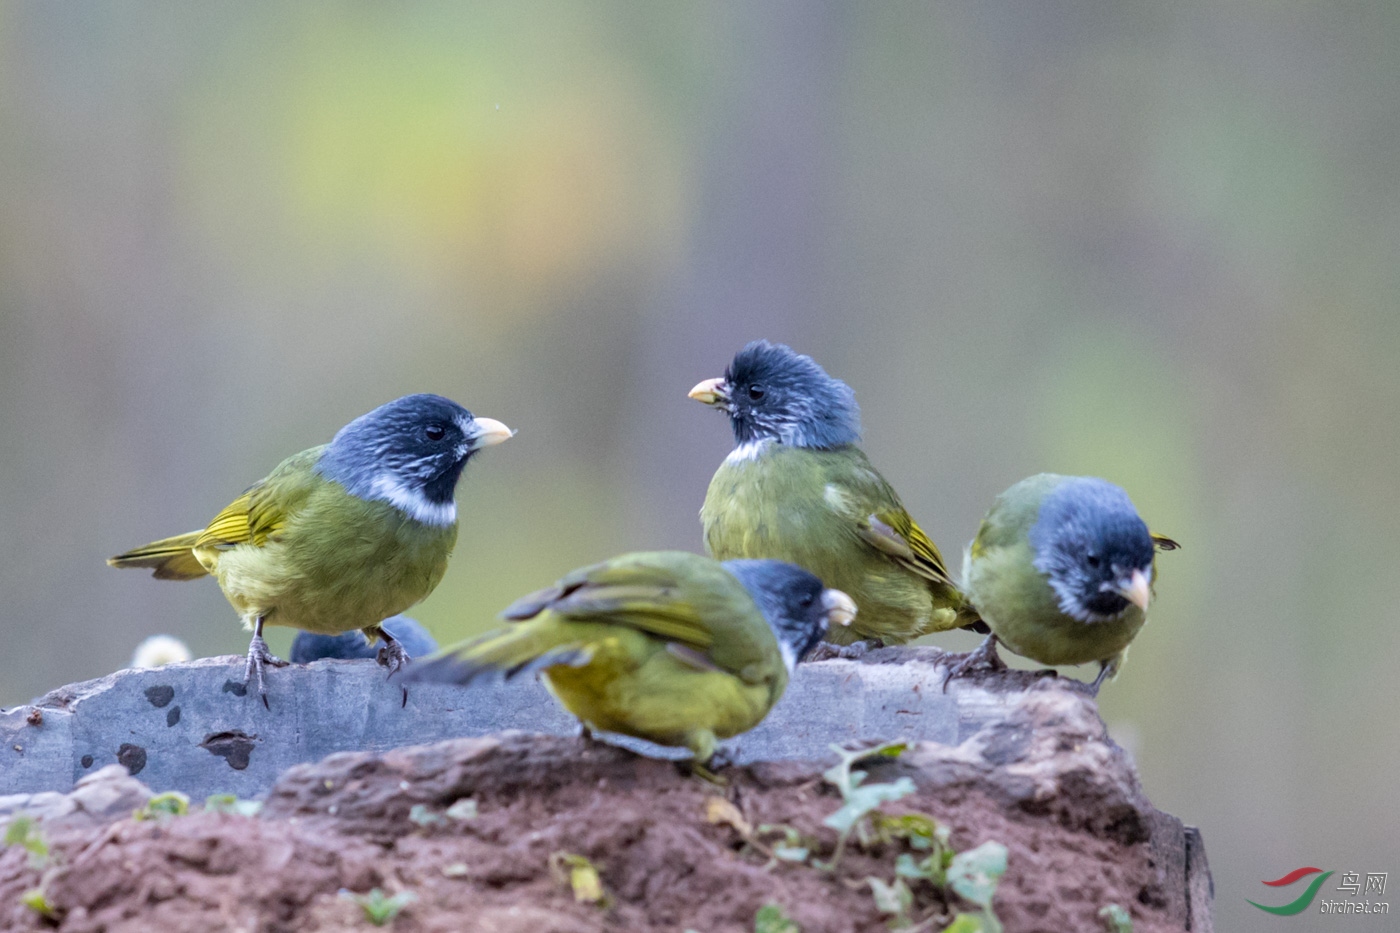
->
0, 686, 1205, 933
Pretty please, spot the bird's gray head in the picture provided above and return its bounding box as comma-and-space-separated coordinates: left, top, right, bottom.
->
723, 558, 856, 670
690, 341, 861, 450
315, 394, 512, 526
1028, 477, 1155, 623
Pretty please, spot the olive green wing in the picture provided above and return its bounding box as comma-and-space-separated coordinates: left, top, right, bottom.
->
192, 447, 326, 551
821, 450, 956, 589
503, 551, 778, 681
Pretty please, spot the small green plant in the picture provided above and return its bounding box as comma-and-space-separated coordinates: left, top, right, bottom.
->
815, 741, 915, 870
340, 888, 415, 926
407, 804, 443, 827
19, 886, 56, 919
757, 823, 815, 865
809, 743, 1009, 932
3, 816, 51, 870
754, 902, 801, 933
704, 795, 814, 868
204, 793, 262, 817
941, 914, 993, 933
134, 791, 190, 821
867, 876, 915, 927
1099, 903, 1133, 932
5, 816, 62, 920
881, 812, 955, 888
549, 852, 610, 907
941, 841, 1008, 933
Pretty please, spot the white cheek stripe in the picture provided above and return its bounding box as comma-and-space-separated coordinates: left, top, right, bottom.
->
777, 636, 797, 674
368, 474, 457, 527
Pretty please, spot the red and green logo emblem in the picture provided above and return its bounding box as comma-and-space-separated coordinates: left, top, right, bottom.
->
1248, 867, 1334, 915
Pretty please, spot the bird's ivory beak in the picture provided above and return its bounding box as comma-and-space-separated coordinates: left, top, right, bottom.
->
469, 417, 515, 449
821, 588, 858, 627
1116, 568, 1151, 611
688, 377, 729, 406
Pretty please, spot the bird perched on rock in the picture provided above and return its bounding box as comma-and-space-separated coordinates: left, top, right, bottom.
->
689, 340, 976, 649
943, 473, 1179, 694
108, 394, 512, 704
407, 550, 855, 766
290, 615, 439, 664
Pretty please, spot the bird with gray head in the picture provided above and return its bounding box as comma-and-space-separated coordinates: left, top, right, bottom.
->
407, 550, 855, 768
944, 473, 1179, 694
109, 393, 512, 706
690, 340, 978, 650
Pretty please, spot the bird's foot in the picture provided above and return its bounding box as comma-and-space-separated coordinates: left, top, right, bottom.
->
577, 723, 601, 747
805, 639, 883, 662
376, 639, 413, 679
940, 635, 1006, 693
1087, 663, 1113, 697
680, 760, 729, 786
242, 634, 289, 709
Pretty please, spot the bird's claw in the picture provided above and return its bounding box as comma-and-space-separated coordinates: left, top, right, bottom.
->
376, 640, 413, 679
805, 638, 882, 662
683, 761, 729, 786
940, 635, 1006, 693
242, 633, 288, 707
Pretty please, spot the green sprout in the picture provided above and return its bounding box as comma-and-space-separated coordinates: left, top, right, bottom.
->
754, 902, 801, 933
815, 741, 915, 870
340, 888, 416, 926
134, 791, 190, 821
20, 886, 56, 919
6, 817, 62, 920
407, 804, 444, 827
549, 852, 610, 907
204, 793, 263, 817
3, 816, 51, 870
1099, 903, 1133, 932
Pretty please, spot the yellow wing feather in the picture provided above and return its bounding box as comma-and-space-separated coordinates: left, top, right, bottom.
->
859, 508, 955, 588
193, 485, 289, 550
1151, 532, 1181, 551
107, 531, 209, 580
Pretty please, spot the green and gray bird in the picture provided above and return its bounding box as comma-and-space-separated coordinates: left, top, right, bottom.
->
108, 394, 512, 703
690, 340, 976, 648
407, 551, 856, 764
943, 473, 1179, 693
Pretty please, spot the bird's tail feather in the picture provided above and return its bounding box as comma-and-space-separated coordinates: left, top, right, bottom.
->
406, 622, 591, 686
107, 532, 208, 581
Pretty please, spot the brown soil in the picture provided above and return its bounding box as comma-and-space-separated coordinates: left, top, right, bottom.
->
0, 733, 1185, 933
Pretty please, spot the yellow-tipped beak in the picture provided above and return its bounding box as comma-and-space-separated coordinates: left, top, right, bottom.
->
688, 377, 729, 406
821, 588, 858, 627
1117, 568, 1151, 612
469, 417, 515, 449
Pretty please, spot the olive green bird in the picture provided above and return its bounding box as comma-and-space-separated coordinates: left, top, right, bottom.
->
690, 340, 977, 649
407, 551, 856, 764
108, 394, 512, 704
943, 473, 1179, 694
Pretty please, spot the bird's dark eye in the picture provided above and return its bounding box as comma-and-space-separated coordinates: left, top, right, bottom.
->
1085, 553, 1101, 568
798, 592, 815, 609
425, 424, 446, 441
747, 384, 766, 401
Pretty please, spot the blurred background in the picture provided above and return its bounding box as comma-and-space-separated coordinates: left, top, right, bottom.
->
1, 2, 1396, 928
